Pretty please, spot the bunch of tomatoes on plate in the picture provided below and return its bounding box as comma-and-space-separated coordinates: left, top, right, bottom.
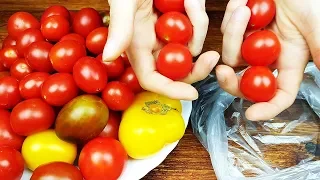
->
240, 0, 280, 103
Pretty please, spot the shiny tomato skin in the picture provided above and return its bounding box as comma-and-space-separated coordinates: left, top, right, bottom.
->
72, 8, 103, 38
86, 27, 108, 55
0, 46, 19, 68
31, 162, 83, 180
155, 12, 193, 44
49, 40, 87, 73
102, 81, 135, 111
2, 36, 17, 49
99, 111, 121, 139
73, 56, 108, 93
0, 147, 24, 180
240, 66, 277, 102
41, 5, 70, 23
97, 54, 124, 79
119, 67, 143, 93
41, 15, 70, 42
19, 72, 50, 99
7, 12, 40, 39
10, 98, 55, 136
78, 137, 127, 180
246, 0, 276, 30
121, 52, 131, 67
16, 28, 45, 57
154, 0, 185, 13
60, 33, 85, 46
156, 43, 193, 80
41, 73, 79, 106
0, 76, 21, 109
25, 41, 54, 72
10, 58, 33, 80
0, 109, 24, 150
242, 30, 281, 66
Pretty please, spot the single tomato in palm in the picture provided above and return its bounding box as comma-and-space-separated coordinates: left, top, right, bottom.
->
0, 147, 24, 180
60, 33, 85, 46
41, 15, 70, 42
0, 46, 19, 68
156, 43, 193, 80
97, 54, 124, 79
7, 12, 40, 39
240, 66, 277, 102
99, 111, 121, 139
41, 5, 70, 23
79, 137, 127, 180
19, 72, 50, 99
16, 28, 44, 57
86, 27, 108, 55
2, 36, 16, 48
119, 67, 143, 93
25, 41, 54, 72
10, 58, 33, 80
0, 76, 21, 109
154, 0, 185, 13
41, 73, 79, 106
246, 0, 276, 30
72, 8, 102, 38
31, 162, 83, 180
155, 12, 193, 44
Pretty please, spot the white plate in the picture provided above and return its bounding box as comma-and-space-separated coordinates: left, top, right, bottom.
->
21, 100, 192, 180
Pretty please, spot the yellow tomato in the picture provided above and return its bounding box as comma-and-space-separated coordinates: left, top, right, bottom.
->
22, 129, 77, 171
119, 91, 185, 159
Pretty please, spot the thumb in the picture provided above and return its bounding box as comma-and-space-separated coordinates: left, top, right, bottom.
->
302, 17, 320, 69
103, 0, 137, 61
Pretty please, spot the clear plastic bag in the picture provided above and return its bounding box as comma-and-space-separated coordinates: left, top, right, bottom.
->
191, 63, 320, 180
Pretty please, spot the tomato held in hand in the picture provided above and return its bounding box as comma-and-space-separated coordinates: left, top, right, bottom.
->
99, 111, 121, 139
97, 54, 124, 79
155, 12, 193, 44
0, 46, 19, 68
242, 30, 281, 66
31, 162, 83, 180
2, 36, 16, 48
246, 0, 276, 30
73, 56, 108, 93
120, 67, 143, 93
25, 41, 54, 72
154, 0, 185, 13
102, 81, 135, 111
41, 73, 79, 106
0, 147, 24, 180
41, 15, 70, 42
156, 43, 193, 80
16, 28, 44, 57
7, 12, 40, 39
86, 27, 108, 55
49, 40, 86, 73
60, 33, 85, 46
72, 8, 102, 38
0, 109, 24, 150
79, 137, 127, 180
10, 58, 33, 80
19, 72, 50, 99
40, 5, 70, 23
0, 76, 21, 109
240, 66, 277, 102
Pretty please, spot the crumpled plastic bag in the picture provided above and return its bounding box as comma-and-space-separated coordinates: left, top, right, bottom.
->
190, 62, 320, 180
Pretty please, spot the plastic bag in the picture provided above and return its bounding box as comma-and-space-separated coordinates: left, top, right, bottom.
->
191, 63, 320, 180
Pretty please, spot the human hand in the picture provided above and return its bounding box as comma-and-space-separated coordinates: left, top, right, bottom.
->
217, 0, 320, 120
102, 0, 220, 100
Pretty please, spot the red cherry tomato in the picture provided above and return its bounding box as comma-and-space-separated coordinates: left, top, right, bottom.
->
41, 15, 70, 42
16, 28, 45, 57
0, 46, 19, 68
242, 30, 281, 66
0, 147, 24, 180
31, 162, 83, 180
49, 40, 87, 73
155, 12, 193, 44
60, 33, 85, 46
121, 52, 131, 67
119, 67, 143, 93
0, 109, 24, 150
79, 137, 127, 180
86, 27, 108, 55
25, 41, 54, 72
7, 12, 40, 39
2, 36, 16, 49
0, 76, 21, 109
10, 98, 55, 136
156, 43, 193, 80
102, 81, 135, 111
41, 5, 70, 23
69, 11, 77, 24
99, 111, 121, 139
0, 63, 7, 72
41, 73, 79, 106
73, 56, 108, 93
97, 54, 124, 79
246, 0, 276, 30
72, 8, 102, 38
240, 66, 277, 102
0, 71, 10, 79
154, 0, 185, 13
10, 58, 33, 80
19, 72, 50, 99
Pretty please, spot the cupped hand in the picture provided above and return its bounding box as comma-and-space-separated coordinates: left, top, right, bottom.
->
102, 0, 220, 100
217, 0, 320, 120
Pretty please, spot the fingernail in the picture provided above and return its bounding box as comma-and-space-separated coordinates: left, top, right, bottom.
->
207, 54, 220, 69
216, 69, 226, 83
232, 7, 246, 21
102, 41, 116, 61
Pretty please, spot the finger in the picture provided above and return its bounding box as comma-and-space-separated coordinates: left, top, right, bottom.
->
102, 0, 137, 61
303, 24, 320, 69
222, 6, 250, 67
185, 0, 209, 56
221, 0, 248, 34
